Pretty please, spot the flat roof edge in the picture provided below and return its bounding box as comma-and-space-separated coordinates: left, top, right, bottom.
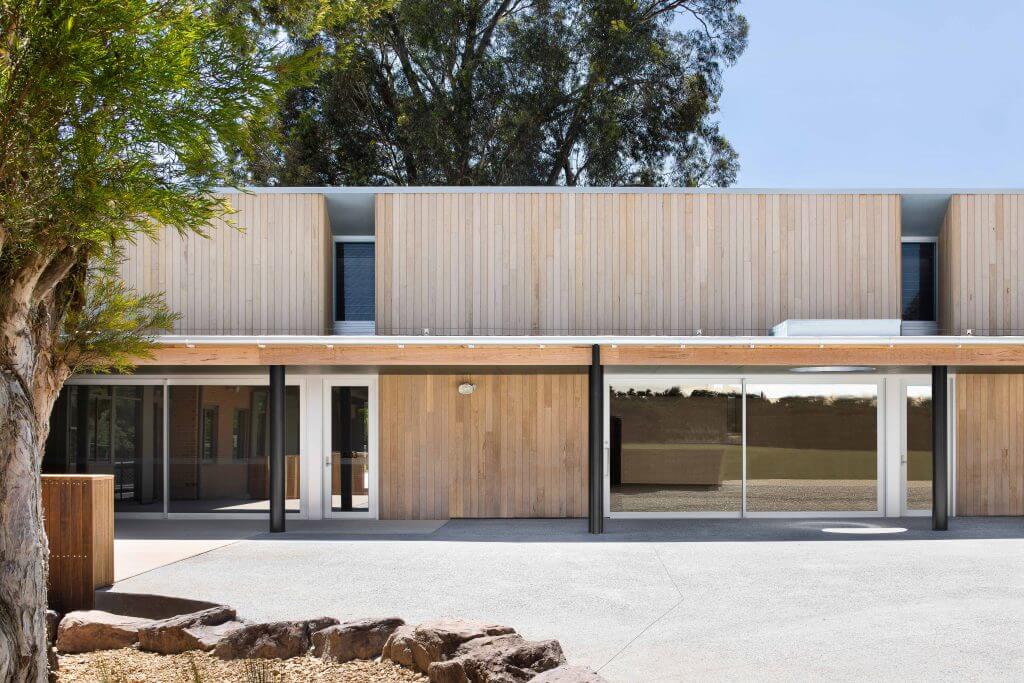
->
153, 335, 1024, 347
213, 186, 1024, 195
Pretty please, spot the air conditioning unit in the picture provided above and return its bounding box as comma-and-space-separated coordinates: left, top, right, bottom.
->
770, 319, 902, 337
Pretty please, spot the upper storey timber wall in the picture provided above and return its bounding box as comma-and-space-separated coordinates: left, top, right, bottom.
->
939, 194, 1024, 335
120, 192, 331, 335
376, 192, 901, 335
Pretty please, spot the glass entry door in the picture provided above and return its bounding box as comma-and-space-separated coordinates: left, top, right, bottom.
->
902, 383, 933, 515
323, 378, 377, 517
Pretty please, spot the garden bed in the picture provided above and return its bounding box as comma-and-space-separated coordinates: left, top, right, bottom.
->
57, 649, 426, 682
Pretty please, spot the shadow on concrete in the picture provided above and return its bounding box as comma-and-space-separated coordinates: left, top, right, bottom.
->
229, 516, 1024, 543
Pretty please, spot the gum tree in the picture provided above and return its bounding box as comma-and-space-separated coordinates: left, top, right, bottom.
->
0, 0, 305, 677
251, 0, 748, 186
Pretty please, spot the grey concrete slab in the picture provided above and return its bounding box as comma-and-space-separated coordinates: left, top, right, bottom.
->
108, 517, 1024, 681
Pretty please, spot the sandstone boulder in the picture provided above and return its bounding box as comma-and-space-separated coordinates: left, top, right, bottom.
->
310, 617, 404, 662
428, 633, 565, 683
137, 605, 240, 654
213, 618, 339, 660
55, 610, 155, 653
381, 618, 517, 673
529, 665, 608, 682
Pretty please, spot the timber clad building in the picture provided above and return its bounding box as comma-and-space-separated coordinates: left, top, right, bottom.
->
42, 188, 1024, 531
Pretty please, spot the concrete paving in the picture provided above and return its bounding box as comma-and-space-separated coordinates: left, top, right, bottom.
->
108, 517, 1024, 681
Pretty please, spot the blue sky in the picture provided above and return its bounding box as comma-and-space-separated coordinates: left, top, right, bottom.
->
708, 0, 1024, 187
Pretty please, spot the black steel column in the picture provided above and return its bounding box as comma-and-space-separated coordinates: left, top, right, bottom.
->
932, 365, 948, 531
588, 344, 604, 534
269, 365, 286, 533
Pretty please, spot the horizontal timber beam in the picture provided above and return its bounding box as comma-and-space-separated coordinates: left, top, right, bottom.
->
599, 344, 1024, 366
134, 344, 593, 366
134, 338, 1024, 367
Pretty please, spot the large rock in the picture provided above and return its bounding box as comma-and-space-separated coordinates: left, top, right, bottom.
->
55, 610, 155, 653
428, 634, 565, 683
382, 619, 517, 673
213, 618, 339, 660
530, 665, 608, 682
137, 606, 240, 654
311, 617, 404, 662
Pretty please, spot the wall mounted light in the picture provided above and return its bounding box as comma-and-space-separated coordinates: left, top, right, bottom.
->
458, 383, 476, 395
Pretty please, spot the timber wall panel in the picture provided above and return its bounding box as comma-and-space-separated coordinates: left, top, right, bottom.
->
955, 373, 1024, 516
119, 193, 330, 334
939, 194, 1024, 335
376, 192, 901, 335
379, 372, 587, 519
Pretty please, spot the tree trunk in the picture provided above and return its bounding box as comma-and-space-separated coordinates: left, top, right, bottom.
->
0, 363, 57, 682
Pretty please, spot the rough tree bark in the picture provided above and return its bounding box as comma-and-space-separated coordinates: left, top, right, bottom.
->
0, 264, 71, 682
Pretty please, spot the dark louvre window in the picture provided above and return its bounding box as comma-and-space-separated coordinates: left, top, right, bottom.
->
902, 242, 936, 322
335, 241, 375, 321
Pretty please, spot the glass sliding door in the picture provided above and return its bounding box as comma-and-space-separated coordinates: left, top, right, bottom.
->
745, 383, 880, 513
168, 384, 301, 514
44, 384, 164, 513
609, 381, 743, 514
323, 378, 377, 517
904, 384, 933, 513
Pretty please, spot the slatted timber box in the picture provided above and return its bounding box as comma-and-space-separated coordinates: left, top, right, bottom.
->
41, 474, 114, 612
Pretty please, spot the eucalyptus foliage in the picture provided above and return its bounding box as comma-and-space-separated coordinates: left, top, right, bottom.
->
250, 0, 748, 187
0, 0, 342, 677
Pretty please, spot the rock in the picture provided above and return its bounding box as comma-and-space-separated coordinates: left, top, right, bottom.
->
45, 610, 60, 647
305, 616, 341, 634
177, 621, 247, 651
428, 634, 565, 683
381, 618, 517, 673
530, 665, 608, 682
213, 618, 339, 660
311, 617, 405, 662
55, 610, 155, 653
137, 605, 240, 654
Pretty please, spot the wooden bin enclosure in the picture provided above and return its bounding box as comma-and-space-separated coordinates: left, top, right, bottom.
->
42, 475, 114, 612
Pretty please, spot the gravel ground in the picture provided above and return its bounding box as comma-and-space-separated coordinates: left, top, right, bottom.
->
57, 649, 426, 683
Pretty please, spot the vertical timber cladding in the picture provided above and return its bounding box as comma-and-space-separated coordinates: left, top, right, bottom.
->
955, 373, 1024, 516
939, 193, 1024, 335
118, 192, 332, 334
379, 372, 588, 519
375, 192, 901, 335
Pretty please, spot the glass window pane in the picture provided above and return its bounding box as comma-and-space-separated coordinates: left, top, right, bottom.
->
902, 242, 936, 321
746, 383, 878, 512
169, 385, 301, 514
43, 385, 163, 513
336, 242, 375, 322
906, 386, 933, 511
610, 382, 742, 513
330, 386, 370, 512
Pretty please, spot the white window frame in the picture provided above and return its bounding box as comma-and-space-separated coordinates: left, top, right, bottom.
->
65, 374, 308, 520
900, 236, 939, 327
604, 372, 889, 519
332, 235, 376, 335
320, 375, 379, 519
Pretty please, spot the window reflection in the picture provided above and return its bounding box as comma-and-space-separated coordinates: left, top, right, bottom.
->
168, 385, 301, 514
610, 383, 743, 513
43, 385, 164, 513
746, 384, 878, 512
906, 386, 933, 511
